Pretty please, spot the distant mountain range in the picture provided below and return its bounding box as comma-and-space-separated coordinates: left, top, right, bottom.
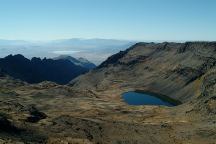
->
0, 54, 91, 84
0, 38, 135, 65
54, 55, 96, 69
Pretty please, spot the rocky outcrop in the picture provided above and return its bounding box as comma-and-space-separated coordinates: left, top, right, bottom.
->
25, 105, 47, 123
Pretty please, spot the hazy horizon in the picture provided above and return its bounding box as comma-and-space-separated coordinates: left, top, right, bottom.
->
0, 37, 215, 65
1, 0, 215, 64
0, 38, 136, 65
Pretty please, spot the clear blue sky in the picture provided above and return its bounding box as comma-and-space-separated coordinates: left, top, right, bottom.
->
0, 0, 215, 41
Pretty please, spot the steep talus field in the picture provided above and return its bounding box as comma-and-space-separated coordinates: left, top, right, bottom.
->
1, 42, 216, 143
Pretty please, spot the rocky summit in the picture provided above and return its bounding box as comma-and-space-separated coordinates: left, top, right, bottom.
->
0, 42, 216, 144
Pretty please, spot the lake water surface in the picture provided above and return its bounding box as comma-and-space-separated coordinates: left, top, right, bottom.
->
122, 91, 179, 106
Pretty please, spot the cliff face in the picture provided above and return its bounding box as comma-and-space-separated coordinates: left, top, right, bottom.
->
71, 42, 216, 102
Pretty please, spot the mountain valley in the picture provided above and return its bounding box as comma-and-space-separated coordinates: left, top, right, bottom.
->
0, 42, 216, 144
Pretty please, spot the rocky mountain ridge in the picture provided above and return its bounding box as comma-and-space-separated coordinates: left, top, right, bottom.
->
71, 42, 216, 102
0, 54, 88, 84
54, 55, 96, 69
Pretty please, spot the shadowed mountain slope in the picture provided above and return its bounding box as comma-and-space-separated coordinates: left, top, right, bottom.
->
0, 54, 88, 84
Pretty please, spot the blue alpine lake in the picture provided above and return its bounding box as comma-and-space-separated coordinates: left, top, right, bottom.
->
122, 91, 179, 106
